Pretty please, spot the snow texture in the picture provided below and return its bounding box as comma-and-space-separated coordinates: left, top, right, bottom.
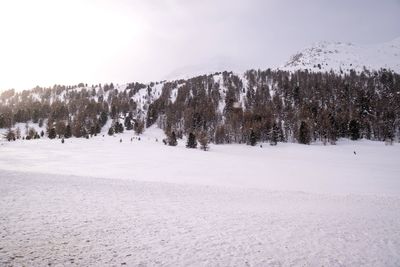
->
1, 170, 400, 266
282, 37, 400, 74
1, 127, 400, 266
0, 126, 399, 196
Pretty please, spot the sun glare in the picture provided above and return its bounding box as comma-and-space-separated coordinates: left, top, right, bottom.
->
0, 0, 142, 90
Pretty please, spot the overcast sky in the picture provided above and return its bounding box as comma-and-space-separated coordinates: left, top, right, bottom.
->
0, 0, 399, 90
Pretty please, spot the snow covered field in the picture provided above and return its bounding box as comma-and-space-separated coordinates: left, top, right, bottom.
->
0, 127, 399, 195
1, 128, 400, 266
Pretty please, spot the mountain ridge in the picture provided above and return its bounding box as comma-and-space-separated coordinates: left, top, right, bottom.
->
281, 37, 400, 74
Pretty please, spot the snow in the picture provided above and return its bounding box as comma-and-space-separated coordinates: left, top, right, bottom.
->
0, 126, 399, 196
1, 127, 400, 265
282, 37, 400, 74
3, 122, 46, 137
1, 171, 400, 266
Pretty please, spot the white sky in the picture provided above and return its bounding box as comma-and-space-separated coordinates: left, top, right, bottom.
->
0, 0, 399, 90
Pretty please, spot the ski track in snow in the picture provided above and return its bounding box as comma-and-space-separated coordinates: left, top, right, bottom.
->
1, 170, 400, 266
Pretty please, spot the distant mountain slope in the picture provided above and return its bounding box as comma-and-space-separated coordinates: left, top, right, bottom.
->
282, 37, 400, 73
164, 56, 247, 81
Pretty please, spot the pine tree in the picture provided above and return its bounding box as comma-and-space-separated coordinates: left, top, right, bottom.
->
168, 131, 177, 146
349, 119, 360, 140
215, 125, 227, 144
108, 127, 114, 136
134, 120, 144, 135
99, 111, 108, 127
95, 123, 101, 134
55, 121, 66, 137
16, 127, 21, 139
82, 128, 88, 138
186, 132, 197, 148
249, 129, 257, 146
298, 121, 311, 144
270, 122, 279, 146
125, 117, 133, 130
28, 127, 37, 139
4, 128, 16, 141
114, 122, 124, 133
64, 125, 72, 138
48, 128, 57, 139
198, 131, 209, 151
118, 122, 124, 133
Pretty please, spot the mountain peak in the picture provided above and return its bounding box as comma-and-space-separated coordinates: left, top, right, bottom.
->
282, 38, 400, 73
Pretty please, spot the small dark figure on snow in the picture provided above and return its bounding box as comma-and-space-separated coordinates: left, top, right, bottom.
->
354, 151, 357, 155
61, 138, 65, 144
120, 139, 122, 143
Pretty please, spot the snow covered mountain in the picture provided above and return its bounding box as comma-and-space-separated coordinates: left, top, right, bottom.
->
282, 37, 400, 74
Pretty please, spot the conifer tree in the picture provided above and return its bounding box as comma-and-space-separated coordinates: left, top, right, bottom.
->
349, 119, 360, 140
168, 131, 177, 146
298, 121, 311, 144
16, 127, 21, 139
82, 128, 88, 138
199, 131, 209, 151
28, 127, 37, 139
4, 128, 16, 141
270, 122, 279, 146
249, 129, 257, 146
118, 122, 124, 133
134, 120, 144, 135
99, 111, 108, 127
95, 123, 101, 134
108, 127, 114, 136
114, 122, 124, 133
48, 128, 57, 139
64, 125, 72, 138
125, 116, 133, 130
186, 132, 197, 148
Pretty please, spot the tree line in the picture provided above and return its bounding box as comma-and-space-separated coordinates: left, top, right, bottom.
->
1, 69, 399, 145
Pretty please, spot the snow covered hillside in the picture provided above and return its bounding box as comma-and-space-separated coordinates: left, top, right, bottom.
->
282, 37, 400, 73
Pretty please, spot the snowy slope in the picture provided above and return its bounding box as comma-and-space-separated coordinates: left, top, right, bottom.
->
282, 37, 400, 73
